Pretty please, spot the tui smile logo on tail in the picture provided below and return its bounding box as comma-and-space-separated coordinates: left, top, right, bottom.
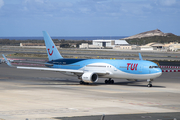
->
48, 46, 54, 56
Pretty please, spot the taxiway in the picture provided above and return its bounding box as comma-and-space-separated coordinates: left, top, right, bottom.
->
0, 63, 180, 120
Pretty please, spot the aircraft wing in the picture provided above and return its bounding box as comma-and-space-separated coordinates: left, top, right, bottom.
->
2, 54, 83, 73
13, 61, 54, 67
17, 66, 84, 73
16, 66, 109, 75
2, 54, 109, 75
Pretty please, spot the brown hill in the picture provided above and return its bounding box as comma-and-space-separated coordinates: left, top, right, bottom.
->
124, 29, 175, 40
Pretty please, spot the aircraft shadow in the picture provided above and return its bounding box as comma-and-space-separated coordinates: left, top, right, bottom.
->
95, 81, 166, 88
32, 79, 166, 88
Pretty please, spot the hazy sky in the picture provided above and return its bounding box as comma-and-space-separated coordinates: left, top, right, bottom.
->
0, 0, 179, 36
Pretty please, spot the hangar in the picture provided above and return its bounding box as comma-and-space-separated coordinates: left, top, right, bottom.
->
93, 40, 129, 48
138, 42, 164, 50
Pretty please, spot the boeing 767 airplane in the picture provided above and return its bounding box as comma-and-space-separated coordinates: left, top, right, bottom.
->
3, 31, 162, 87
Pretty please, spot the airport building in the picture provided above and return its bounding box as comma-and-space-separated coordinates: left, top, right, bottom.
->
79, 40, 130, 49
79, 43, 102, 49
137, 42, 164, 51
113, 44, 132, 50
19, 43, 60, 48
20, 43, 45, 46
92, 40, 129, 48
168, 43, 180, 51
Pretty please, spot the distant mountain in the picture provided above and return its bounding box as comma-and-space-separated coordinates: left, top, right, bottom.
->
124, 29, 175, 40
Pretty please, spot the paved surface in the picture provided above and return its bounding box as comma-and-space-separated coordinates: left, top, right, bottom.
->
55, 113, 180, 120
0, 63, 180, 120
1, 46, 180, 60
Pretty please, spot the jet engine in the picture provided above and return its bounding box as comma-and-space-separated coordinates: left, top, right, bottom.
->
82, 72, 98, 83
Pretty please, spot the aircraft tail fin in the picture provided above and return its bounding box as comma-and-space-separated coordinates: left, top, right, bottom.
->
43, 31, 63, 61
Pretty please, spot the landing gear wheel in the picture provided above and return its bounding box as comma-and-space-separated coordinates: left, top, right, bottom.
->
109, 80, 114, 84
147, 84, 152, 87
80, 81, 84, 84
111, 80, 114, 84
80, 81, 89, 85
147, 79, 153, 88
105, 79, 114, 84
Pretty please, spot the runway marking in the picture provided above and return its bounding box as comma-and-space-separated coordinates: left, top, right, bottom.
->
0, 77, 8, 80
0, 108, 80, 116
113, 99, 180, 111
76, 86, 178, 94
111, 99, 164, 108
156, 105, 180, 110
141, 116, 152, 118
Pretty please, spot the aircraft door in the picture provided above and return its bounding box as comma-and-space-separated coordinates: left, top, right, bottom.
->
114, 66, 117, 71
102, 42, 106, 47
149, 66, 153, 74
149, 69, 152, 74
138, 65, 142, 73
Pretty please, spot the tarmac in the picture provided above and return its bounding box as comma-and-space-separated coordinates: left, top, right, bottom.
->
1, 46, 180, 60
0, 63, 180, 120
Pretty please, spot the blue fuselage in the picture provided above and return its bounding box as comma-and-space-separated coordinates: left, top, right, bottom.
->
47, 59, 162, 80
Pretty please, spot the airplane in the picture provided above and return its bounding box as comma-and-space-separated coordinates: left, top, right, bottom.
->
2, 31, 162, 87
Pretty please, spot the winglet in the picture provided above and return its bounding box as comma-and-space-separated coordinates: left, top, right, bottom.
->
139, 53, 143, 60
2, 54, 14, 67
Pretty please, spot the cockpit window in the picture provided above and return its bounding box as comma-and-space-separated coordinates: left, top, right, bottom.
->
149, 66, 159, 68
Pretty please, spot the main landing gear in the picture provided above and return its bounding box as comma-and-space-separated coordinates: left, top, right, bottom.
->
78, 75, 89, 85
105, 78, 114, 84
79, 81, 89, 85
147, 79, 153, 88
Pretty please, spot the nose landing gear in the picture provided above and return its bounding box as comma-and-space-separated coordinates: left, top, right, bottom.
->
147, 79, 153, 87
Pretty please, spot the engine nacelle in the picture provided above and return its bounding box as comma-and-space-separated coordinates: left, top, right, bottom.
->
82, 72, 98, 83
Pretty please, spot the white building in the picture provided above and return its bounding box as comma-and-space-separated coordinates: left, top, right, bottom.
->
139, 46, 154, 50
79, 43, 89, 49
138, 42, 164, 51
79, 43, 101, 49
114, 45, 132, 50
168, 43, 180, 51
93, 40, 129, 48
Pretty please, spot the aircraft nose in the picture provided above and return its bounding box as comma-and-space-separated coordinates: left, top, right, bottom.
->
157, 68, 162, 76
152, 68, 162, 77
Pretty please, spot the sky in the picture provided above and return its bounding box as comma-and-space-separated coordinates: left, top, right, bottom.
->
0, 0, 180, 37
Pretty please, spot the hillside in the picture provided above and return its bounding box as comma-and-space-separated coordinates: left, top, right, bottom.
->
124, 29, 180, 45
124, 29, 175, 40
